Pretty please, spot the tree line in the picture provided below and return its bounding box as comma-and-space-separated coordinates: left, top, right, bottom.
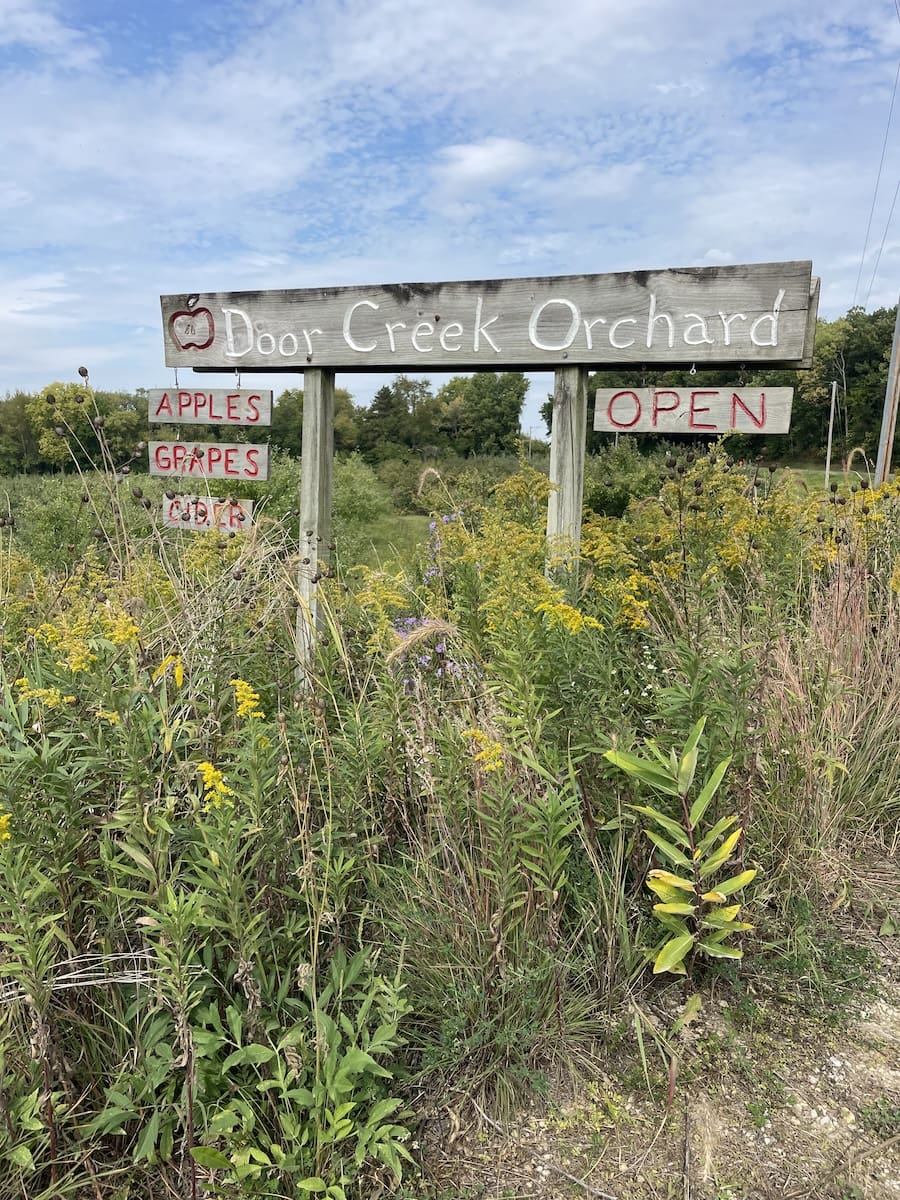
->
0, 304, 896, 474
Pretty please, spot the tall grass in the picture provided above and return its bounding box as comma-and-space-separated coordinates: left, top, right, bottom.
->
0, 439, 898, 1195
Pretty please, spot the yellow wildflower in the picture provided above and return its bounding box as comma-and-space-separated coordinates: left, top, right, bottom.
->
95, 708, 120, 725
105, 611, 140, 645
535, 599, 603, 634
0, 808, 10, 842
153, 654, 185, 688
462, 728, 504, 773
15, 679, 73, 709
230, 678, 265, 719
197, 761, 235, 807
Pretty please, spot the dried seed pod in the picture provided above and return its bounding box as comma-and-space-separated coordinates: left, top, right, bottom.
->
45, 393, 55, 405
131, 486, 143, 499
55, 426, 65, 436
93, 415, 104, 429
77, 366, 89, 379
165, 490, 175, 500
141, 497, 152, 509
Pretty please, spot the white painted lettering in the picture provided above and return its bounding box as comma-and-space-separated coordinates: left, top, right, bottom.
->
411, 321, 434, 353
609, 317, 637, 349
682, 313, 714, 346
646, 294, 674, 349
385, 321, 407, 352
718, 311, 746, 346
223, 307, 253, 358
257, 332, 275, 355
474, 296, 501, 353
302, 328, 322, 355
343, 300, 379, 353
279, 332, 298, 356
582, 315, 607, 349
440, 321, 463, 352
750, 288, 784, 347
528, 297, 580, 351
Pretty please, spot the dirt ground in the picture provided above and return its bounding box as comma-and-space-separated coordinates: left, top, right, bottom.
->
416, 857, 900, 1200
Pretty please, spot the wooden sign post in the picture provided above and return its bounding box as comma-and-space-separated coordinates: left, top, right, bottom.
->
147, 387, 272, 526
160, 262, 819, 666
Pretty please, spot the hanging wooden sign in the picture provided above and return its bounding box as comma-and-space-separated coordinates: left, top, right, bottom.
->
594, 387, 793, 435
149, 441, 269, 481
161, 261, 818, 372
161, 495, 255, 532
148, 388, 272, 426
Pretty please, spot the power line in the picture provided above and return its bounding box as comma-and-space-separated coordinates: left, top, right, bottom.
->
852, 57, 900, 309
863, 172, 900, 308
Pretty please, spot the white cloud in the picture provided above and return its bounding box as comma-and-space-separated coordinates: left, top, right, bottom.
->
1, 0, 898, 431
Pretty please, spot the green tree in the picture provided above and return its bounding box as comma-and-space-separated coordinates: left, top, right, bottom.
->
0, 392, 42, 473
434, 372, 528, 455
269, 387, 360, 457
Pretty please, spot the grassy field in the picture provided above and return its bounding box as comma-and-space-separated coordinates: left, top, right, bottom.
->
0, 447, 898, 1198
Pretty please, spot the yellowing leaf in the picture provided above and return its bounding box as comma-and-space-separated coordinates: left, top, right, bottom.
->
715, 868, 758, 897
653, 933, 695, 975
648, 870, 696, 892
652, 902, 696, 915
701, 890, 727, 903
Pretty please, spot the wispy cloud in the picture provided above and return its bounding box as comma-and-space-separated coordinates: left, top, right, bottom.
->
1, 0, 899, 421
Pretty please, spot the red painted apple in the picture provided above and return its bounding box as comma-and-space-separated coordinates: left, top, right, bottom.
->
169, 307, 215, 351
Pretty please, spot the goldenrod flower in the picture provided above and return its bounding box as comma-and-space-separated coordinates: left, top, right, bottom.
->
462, 728, 504, 773
230, 678, 265, 719
197, 761, 235, 807
0, 808, 10, 842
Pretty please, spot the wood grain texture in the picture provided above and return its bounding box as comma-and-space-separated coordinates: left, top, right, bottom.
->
160, 496, 254, 531
148, 388, 272, 426
161, 262, 815, 371
296, 368, 335, 673
148, 441, 269, 480
547, 366, 588, 563
593, 387, 793, 434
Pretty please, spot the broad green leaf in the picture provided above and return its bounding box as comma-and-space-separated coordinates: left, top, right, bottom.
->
190, 1146, 232, 1170
699, 829, 743, 877
713, 868, 757, 897
297, 1178, 328, 1192
678, 717, 708, 795
648, 869, 696, 892
604, 750, 679, 795
689, 758, 732, 828
671, 992, 702, 1037
8, 1144, 35, 1171
646, 830, 692, 868
655, 913, 691, 935
652, 902, 696, 916
134, 1110, 160, 1163
222, 1044, 276, 1071
653, 933, 695, 975
702, 903, 741, 925
697, 940, 743, 960
694, 814, 739, 859
630, 805, 690, 846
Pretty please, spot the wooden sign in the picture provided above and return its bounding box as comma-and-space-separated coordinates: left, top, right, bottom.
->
594, 387, 793, 435
149, 441, 269, 480
162, 495, 255, 532
148, 388, 272, 426
161, 262, 817, 371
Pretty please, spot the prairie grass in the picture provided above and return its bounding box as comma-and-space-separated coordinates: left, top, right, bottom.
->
0, 441, 898, 1195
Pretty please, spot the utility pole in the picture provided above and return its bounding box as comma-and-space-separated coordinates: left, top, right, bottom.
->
824, 380, 838, 490
875, 294, 900, 485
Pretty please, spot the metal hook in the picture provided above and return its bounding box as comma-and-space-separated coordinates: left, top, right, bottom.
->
640, 364, 648, 389
235, 368, 241, 390
689, 363, 697, 377
174, 366, 180, 388
738, 363, 747, 386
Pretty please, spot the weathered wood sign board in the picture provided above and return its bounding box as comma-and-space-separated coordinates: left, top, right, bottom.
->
162, 495, 255, 532
149, 441, 269, 480
148, 388, 272, 426
160, 262, 817, 371
594, 387, 793, 434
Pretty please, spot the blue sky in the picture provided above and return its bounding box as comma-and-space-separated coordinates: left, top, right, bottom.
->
2, 0, 900, 432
